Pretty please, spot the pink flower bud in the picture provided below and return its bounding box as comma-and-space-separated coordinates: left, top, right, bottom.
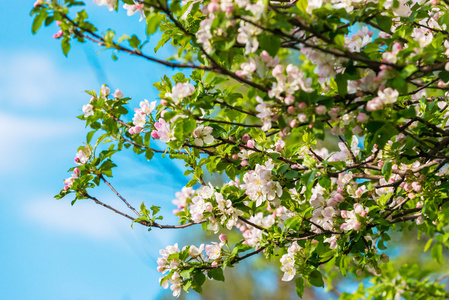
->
53, 30, 63, 39
412, 181, 422, 192
315, 105, 326, 115
297, 102, 307, 110
151, 130, 160, 139
74, 168, 80, 176
438, 80, 446, 87
247, 140, 255, 148
63, 186, 69, 191
357, 112, 369, 123
56, 21, 62, 26
334, 193, 344, 202
242, 133, 250, 143
74, 157, 80, 163
219, 234, 227, 242
34, 0, 44, 7
160, 99, 168, 106
232, 154, 239, 160
416, 201, 423, 209
241, 160, 248, 167
229, 137, 234, 141
404, 183, 413, 192
260, 50, 271, 63
287, 106, 296, 114
160, 110, 167, 118
211, 261, 218, 267
272, 65, 284, 77
360, 211, 367, 218
129, 126, 142, 135
284, 95, 295, 105
208, 2, 219, 12
289, 119, 298, 128
353, 125, 363, 136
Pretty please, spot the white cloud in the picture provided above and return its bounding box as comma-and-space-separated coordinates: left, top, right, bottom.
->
0, 112, 79, 171
24, 196, 125, 240
23, 195, 177, 255
0, 52, 93, 107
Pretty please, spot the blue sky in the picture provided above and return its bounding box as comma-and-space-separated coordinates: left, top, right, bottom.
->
0, 1, 192, 299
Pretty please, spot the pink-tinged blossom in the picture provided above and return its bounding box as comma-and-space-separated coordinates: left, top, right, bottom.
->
101, 84, 110, 97
341, 203, 369, 232
307, 0, 323, 14
113, 88, 123, 99
280, 253, 296, 281
153, 118, 175, 143
345, 27, 373, 52
188, 244, 204, 257
378, 87, 399, 104
382, 42, 402, 64
165, 82, 195, 104
269, 64, 313, 99
82, 103, 94, 117
132, 109, 146, 127
255, 96, 273, 131
123, 2, 145, 21
241, 160, 282, 206
236, 58, 257, 77
196, 16, 214, 53
139, 99, 157, 115
205, 243, 222, 260
411, 28, 433, 48
75, 149, 89, 165
384, 0, 411, 17
172, 186, 195, 209
275, 139, 285, 152
324, 234, 338, 249
63, 174, 76, 190
93, 0, 116, 11
192, 125, 214, 146
237, 21, 262, 54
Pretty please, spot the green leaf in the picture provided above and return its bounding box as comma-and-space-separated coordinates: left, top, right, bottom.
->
375, 15, 392, 33
295, 277, 305, 298
308, 270, 324, 287
146, 13, 163, 36
424, 239, 433, 252
335, 74, 347, 97
259, 33, 280, 57
61, 38, 71, 57
32, 12, 48, 34
207, 268, 225, 281
439, 71, 449, 83
431, 243, 443, 264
